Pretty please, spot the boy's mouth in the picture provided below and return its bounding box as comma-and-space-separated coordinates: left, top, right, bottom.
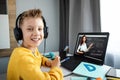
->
31, 38, 40, 42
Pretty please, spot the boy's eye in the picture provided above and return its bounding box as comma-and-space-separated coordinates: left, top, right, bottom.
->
27, 28, 33, 31
38, 28, 43, 31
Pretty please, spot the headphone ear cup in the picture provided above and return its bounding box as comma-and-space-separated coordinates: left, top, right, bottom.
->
14, 13, 23, 43
14, 27, 23, 42
44, 26, 48, 39
42, 16, 48, 39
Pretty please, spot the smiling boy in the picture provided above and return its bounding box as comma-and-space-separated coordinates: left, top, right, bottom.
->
7, 9, 63, 80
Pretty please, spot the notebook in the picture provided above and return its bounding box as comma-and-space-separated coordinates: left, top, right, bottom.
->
72, 62, 111, 79
71, 76, 88, 80
61, 32, 109, 71
106, 68, 120, 79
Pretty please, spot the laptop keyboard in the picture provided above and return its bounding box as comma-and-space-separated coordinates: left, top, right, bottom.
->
61, 56, 82, 71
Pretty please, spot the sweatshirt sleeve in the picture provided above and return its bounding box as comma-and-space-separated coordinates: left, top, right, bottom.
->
18, 55, 63, 80
41, 54, 49, 66
49, 67, 63, 80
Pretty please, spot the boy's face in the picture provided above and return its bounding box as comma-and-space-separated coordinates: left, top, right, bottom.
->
21, 17, 44, 49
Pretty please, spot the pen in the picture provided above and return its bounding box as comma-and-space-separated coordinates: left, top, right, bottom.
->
61, 57, 70, 63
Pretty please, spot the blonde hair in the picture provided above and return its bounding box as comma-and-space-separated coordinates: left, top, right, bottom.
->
19, 9, 42, 27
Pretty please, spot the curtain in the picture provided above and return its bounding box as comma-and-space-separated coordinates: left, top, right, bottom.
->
69, 0, 101, 53
59, 0, 101, 54
100, 0, 120, 68
59, 0, 69, 53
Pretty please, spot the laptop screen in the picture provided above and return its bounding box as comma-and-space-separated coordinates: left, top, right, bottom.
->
74, 32, 109, 64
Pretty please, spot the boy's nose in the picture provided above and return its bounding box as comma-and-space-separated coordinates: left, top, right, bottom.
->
33, 29, 39, 35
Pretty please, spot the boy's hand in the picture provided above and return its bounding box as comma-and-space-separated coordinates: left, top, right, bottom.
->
51, 56, 61, 67
45, 56, 61, 67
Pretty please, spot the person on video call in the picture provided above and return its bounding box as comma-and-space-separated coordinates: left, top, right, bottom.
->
7, 9, 63, 80
77, 35, 93, 55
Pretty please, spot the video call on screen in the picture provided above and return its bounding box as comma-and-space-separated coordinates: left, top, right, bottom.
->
75, 35, 108, 61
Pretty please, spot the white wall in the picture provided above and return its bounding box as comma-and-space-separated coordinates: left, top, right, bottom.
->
16, 0, 59, 53
0, 15, 10, 49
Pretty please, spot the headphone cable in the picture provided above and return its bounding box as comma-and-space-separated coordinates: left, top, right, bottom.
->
44, 39, 46, 54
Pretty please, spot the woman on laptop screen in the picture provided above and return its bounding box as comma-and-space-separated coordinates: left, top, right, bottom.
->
77, 35, 93, 55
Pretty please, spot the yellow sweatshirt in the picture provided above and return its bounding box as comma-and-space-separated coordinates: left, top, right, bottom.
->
7, 47, 63, 80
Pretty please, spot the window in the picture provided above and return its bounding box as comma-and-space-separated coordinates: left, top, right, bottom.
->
100, 0, 120, 53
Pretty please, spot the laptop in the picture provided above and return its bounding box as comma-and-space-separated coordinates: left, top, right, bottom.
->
61, 32, 109, 71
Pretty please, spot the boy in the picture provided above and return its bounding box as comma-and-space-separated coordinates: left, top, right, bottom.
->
7, 9, 63, 80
